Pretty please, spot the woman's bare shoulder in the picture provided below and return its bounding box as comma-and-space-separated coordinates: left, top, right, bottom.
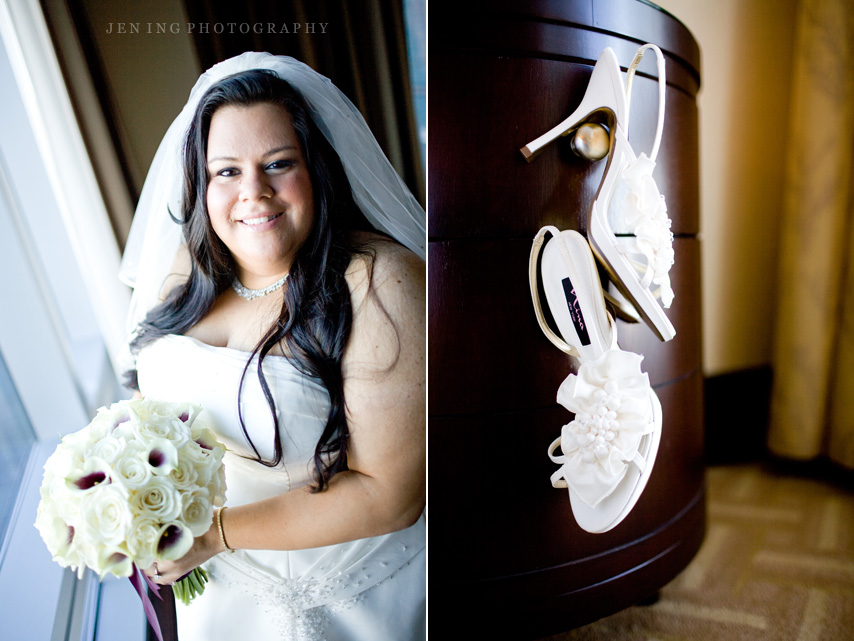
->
343, 233, 424, 371
345, 233, 425, 307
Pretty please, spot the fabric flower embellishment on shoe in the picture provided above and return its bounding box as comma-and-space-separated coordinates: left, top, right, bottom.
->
548, 349, 656, 508
609, 153, 675, 308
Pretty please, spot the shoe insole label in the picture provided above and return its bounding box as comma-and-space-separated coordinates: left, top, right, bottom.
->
561, 277, 591, 346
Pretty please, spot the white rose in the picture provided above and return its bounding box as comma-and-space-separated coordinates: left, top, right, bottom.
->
168, 456, 200, 490
132, 476, 182, 523
45, 474, 81, 525
126, 516, 161, 568
61, 531, 94, 579
180, 488, 213, 537
34, 498, 73, 560
43, 442, 78, 477
86, 433, 125, 465
183, 426, 225, 479
55, 431, 90, 465
88, 401, 133, 438
212, 465, 227, 507
129, 400, 193, 449
113, 443, 153, 490
179, 448, 211, 489
147, 400, 202, 428
78, 484, 134, 547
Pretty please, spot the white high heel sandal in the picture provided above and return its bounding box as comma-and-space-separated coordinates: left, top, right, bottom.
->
521, 48, 626, 162
530, 227, 662, 533
522, 45, 676, 342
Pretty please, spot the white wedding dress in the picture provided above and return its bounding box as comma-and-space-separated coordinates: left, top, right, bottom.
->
136, 334, 426, 641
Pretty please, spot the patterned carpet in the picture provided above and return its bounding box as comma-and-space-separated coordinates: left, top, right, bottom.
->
537, 463, 854, 640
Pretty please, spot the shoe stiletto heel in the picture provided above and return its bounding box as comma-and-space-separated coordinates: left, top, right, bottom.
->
603, 283, 642, 324
529, 227, 662, 533
520, 48, 626, 162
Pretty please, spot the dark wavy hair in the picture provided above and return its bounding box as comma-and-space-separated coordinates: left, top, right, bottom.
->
127, 69, 375, 491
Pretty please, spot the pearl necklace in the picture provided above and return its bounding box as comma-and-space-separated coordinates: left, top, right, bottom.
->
231, 273, 289, 301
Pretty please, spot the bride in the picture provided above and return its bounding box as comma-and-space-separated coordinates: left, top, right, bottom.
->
120, 53, 425, 641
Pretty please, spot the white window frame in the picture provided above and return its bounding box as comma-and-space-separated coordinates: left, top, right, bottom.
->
0, 0, 130, 379
0, 1, 143, 639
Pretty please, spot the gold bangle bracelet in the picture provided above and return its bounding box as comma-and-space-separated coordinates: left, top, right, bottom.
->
216, 507, 235, 553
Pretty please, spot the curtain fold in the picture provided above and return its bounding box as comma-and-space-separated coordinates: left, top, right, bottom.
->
183, 0, 424, 206
768, 0, 854, 468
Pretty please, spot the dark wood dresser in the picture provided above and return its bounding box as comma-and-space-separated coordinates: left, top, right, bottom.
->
428, 1, 704, 637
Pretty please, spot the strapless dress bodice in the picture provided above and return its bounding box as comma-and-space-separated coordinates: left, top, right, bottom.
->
137, 333, 330, 502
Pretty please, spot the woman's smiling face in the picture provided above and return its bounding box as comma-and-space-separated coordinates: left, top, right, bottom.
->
205, 102, 314, 286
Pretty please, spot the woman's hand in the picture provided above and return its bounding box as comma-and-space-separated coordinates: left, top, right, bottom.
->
144, 513, 225, 584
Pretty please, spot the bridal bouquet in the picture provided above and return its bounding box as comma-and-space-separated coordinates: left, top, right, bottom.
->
34, 398, 227, 638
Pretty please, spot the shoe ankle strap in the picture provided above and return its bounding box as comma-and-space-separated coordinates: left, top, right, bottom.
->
529, 227, 619, 356
624, 43, 666, 162
530, 226, 580, 357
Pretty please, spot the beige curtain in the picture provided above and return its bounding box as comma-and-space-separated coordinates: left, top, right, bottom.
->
768, 0, 854, 468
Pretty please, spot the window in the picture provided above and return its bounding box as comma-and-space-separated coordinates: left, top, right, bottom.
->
403, 0, 426, 166
0, 350, 34, 543
0, 1, 140, 638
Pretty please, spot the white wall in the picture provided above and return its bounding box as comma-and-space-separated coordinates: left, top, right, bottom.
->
654, 0, 798, 376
